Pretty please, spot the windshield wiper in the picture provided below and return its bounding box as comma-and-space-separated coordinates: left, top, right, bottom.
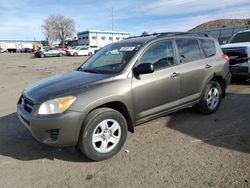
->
78, 67, 101, 73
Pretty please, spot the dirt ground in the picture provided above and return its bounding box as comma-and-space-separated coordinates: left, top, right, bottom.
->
0, 53, 249, 188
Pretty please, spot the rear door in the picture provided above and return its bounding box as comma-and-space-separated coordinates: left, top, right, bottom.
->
132, 39, 181, 119
175, 38, 212, 103
79, 48, 88, 55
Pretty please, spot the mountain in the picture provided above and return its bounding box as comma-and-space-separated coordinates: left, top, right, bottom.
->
189, 18, 250, 32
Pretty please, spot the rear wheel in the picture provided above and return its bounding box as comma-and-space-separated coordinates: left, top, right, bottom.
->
88, 52, 93, 56
58, 53, 63, 57
40, 54, 45, 58
79, 108, 128, 161
197, 81, 222, 114
73, 52, 77, 56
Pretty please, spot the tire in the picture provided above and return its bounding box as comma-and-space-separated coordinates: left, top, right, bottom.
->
58, 53, 63, 57
40, 54, 45, 58
79, 108, 128, 161
197, 81, 222, 114
73, 52, 77, 56
88, 52, 93, 56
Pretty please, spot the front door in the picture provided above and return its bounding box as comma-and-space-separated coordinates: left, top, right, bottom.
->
132, 39, 181, 119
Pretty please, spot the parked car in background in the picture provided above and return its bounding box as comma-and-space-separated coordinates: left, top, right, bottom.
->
67, 46, 98, 56
34, 48, 66, 58
17, 33, 230, 161
0, 48, 7, 53
58, 45, 69, 52
221, 30, 250, 77
68, 46, 77, 50
20, 48, 32, 53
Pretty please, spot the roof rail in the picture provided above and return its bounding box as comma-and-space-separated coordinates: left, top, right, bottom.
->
124, 34, 154, 40
154, 32, 200, 37
124, 32, 200, 40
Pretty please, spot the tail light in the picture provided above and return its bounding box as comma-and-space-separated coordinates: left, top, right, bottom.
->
222, 54, 229, 62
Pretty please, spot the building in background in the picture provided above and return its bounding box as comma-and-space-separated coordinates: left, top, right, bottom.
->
0, 40, 39, 52
77, 30, 130, 47
191, 25, 250, 44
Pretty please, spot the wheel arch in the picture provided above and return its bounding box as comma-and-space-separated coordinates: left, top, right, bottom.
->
91, 101, 134, 133
210, 74, 225, 98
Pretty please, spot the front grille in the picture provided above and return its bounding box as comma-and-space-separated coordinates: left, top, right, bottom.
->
222, 47, 248, 65
20, 95, 34, 113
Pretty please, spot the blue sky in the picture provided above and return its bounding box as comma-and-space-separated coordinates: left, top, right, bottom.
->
0, 0, 250, 40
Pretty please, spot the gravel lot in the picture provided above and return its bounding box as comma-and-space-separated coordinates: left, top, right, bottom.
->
0, 53, 249, 188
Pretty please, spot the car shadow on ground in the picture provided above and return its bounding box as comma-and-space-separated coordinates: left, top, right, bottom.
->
0, 112, 93, 162
166, 92, 250, 154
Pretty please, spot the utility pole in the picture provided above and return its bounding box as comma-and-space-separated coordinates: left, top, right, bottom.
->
111, 8, 114, 43
111, 8, 114, 31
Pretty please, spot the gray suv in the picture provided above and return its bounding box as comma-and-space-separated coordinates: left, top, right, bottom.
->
17, 33, 231, 161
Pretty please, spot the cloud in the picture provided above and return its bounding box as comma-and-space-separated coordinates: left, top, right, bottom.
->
141, 0, 250, 16
0, 0, 249, 40
119, 1, 250, 34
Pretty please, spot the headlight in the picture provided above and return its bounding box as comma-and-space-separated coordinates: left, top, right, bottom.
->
38, 96, 76, 115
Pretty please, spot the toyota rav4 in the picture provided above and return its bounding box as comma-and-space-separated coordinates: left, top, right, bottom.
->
17, 33, 231, 161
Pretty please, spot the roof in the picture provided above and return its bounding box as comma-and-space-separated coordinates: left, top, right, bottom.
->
116, 32, 202, 45
0, 40, 39, 43
78, 30, 130, 35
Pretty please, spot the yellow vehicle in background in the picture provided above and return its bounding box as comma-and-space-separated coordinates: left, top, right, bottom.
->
33, 43, 43, 52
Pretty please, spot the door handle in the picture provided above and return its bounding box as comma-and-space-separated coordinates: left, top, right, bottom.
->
205, 64, 212, 69
171, 72, 180, 78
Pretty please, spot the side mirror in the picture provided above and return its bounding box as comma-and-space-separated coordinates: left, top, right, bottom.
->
222, 40, 228, 44
133, 63, 154, 75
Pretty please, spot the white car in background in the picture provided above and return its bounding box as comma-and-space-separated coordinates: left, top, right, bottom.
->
221, 30, 250, 77
67, 46, 98, 56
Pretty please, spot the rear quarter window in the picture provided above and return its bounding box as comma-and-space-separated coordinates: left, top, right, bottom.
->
176, 39, 205, 63
200, 39, 216, 57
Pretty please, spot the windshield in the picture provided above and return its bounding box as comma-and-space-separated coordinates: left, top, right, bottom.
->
80, 47, 88, 50
78, 43, 142, 74
229, 31, 250, 43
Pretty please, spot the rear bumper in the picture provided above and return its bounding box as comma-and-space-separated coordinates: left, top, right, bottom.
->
17, 103, 83, 147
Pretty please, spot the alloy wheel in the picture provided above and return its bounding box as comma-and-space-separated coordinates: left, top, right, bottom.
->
207, 87, 219, 110
92, 119, 121, 153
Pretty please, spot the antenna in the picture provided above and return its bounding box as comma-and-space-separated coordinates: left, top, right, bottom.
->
111, 8, 114, 31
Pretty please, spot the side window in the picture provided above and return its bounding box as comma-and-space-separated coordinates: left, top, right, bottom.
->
200, 39, 216, 57
138, 40, 175, 70
176, 39, 205, 63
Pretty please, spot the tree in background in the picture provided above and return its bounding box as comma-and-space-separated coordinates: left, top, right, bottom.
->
42, 15, 75, 46
41, 16, 56, 46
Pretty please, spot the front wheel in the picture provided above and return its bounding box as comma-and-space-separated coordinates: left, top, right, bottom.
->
79, 108, 128, 161
88, 52, 93, 56
197, 81, 222, 114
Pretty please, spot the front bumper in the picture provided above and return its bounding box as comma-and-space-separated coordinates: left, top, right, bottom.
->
17, 103, 83, 147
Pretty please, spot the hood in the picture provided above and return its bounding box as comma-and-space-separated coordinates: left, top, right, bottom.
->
221, 42, 250, 49
24, 70, 113, 103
